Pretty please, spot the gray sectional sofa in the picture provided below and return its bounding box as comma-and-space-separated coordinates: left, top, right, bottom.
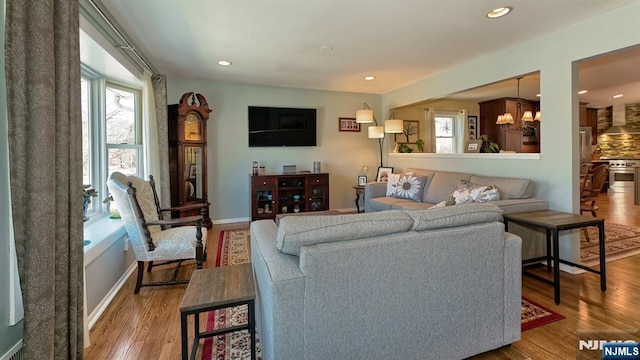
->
365, 167, 548, 260
250, 203, 522, 360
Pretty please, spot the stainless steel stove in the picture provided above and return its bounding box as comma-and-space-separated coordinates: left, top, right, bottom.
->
608, 159, 636, 192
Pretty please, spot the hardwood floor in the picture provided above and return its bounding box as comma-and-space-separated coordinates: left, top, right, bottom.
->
84, 194, 640, 360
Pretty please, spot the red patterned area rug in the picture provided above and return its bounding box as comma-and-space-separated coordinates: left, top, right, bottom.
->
581, 223, 640, 265
205, 229, 566, 354
521, 297, 565, 331
202, 228, 262, 360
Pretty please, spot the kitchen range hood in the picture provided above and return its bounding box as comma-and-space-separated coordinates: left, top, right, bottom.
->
604, 104, 640, 134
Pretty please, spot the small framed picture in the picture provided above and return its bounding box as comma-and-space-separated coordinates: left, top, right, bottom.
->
358, 175, 367, 186
376, 166, 394, 182
465, 139, 482, 153
468, 115, 478, 140
338, 117, 360, 132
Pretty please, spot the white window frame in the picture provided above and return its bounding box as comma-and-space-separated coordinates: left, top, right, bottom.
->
81, 65, 142, 220
105, 82, 143, 180
434, 111, 465, 153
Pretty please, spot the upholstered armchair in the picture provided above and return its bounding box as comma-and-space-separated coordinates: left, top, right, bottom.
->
107, 172, 207, 293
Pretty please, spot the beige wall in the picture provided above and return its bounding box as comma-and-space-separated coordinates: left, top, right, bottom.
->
167, 78, 381, 221
382, 1, 640, 262
392, 99, 481, 151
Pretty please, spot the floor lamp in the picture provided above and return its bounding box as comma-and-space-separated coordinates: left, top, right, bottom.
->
356, 103, 403, 167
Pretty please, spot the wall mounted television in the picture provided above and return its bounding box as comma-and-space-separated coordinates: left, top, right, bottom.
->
248, 106, 317, 147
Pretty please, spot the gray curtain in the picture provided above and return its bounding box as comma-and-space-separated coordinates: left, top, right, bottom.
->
5, 0, 83, 359
153, 74, 170, 207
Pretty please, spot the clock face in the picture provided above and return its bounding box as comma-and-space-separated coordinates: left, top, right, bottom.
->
184, 112, 202, 141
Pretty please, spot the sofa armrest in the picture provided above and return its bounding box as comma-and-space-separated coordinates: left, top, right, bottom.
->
364, 182, 387, 211
503, 231, 522, 344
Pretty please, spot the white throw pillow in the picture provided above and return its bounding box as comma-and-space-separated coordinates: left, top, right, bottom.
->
386, 173, 401, 196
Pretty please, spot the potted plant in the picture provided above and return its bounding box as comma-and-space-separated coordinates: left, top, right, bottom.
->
478, 134, 500, 153
83, 185, 98, 221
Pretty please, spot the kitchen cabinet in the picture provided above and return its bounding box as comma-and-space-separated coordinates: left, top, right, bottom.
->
579, 103, 598, 144
479, 98, 540, 152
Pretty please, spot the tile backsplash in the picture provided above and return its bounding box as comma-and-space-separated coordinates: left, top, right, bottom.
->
595, 103, 640, 159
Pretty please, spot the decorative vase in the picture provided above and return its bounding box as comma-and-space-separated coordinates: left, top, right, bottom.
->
83, 196, 90, 221
109, 199, 121, 219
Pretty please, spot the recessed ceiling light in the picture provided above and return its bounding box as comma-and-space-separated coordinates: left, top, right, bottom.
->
486, 6, 512, 19
613, 94, 624, 99
364, 76, 375, 81
536, 93, 541, 97
320, 45, 333, 52
578, 90, 588, 95
217, 60, 232, 66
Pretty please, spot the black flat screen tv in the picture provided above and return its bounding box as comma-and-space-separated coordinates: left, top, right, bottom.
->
248, 106, 317, 147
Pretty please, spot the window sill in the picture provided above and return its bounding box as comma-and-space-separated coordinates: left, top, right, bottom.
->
388, 152, 541, 160
83, 213, 126, 266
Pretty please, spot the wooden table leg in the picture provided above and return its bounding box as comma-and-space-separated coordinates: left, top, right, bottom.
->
249, 300, 256, 360
552, 229, 561, 304
599, 222, 607, 292
355, 189, 362, 213
546, 228, 552, 272
181, 312, 188, 360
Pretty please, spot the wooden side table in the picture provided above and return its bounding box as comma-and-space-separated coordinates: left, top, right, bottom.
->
353, 185, 365, 213
503, 210, 606, 304
180, 263, 256, 360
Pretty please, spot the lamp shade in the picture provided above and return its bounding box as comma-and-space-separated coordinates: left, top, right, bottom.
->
521, 111, 534, 122
496, 115, 505, 125
368, 126, 384, 139
384, 119, 403, 133
503, 113, 515, 124
356, 109, 374, 123
534, 111, 541, 121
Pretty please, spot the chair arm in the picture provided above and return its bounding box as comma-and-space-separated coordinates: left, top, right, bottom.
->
147, 215, 203, 227
160, 203, 207, 212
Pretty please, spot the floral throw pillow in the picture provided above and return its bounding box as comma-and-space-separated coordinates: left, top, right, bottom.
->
478, 185, 500, 202
449, 180, 501, 205
386, 173, 401, 196
394, 174, 427, 202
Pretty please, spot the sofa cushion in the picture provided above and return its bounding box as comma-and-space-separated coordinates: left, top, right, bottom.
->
423, 171, 472, 204
276, 211, 414, 256
390, 200, 434, 210
470, 175, 535, 199
409, 203, 504, 231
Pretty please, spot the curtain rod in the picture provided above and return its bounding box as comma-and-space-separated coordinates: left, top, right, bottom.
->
87, 0, 158, 76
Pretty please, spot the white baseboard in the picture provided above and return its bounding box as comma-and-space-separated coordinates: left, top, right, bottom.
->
88, 261, 137, 329
213, 217, 251, 225
0, 340, 22, 360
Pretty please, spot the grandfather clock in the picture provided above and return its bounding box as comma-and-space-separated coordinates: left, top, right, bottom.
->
168, 92, 212, 227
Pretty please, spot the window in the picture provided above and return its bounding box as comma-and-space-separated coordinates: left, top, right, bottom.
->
435, 115, 456, 153
106, 85, 142, 177
81, 67, 142, 217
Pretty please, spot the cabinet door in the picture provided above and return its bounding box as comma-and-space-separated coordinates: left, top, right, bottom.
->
252, 176, 276, 220
306, 175, 329, 211
184, 146, 204, 202
277, 176, 305, 214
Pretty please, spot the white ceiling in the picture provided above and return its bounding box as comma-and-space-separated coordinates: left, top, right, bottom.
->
99, 0, 640, 107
